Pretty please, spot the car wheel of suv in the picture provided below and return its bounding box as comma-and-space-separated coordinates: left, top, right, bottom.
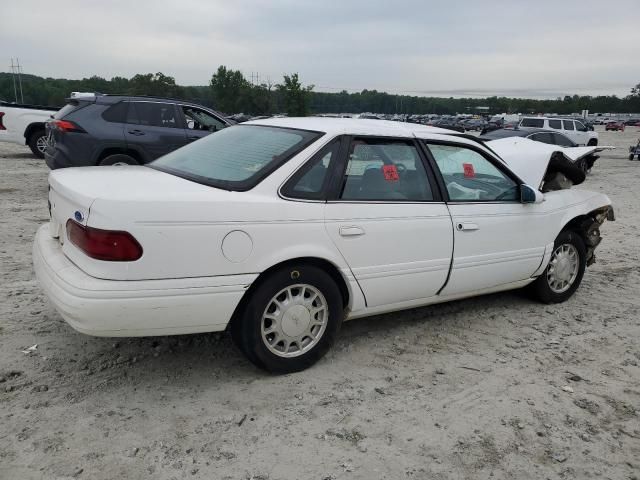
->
587, 139, 597, 146
99, 154, 138, 166
28, 130, 47, 159
232, 264, 344, 373
530, 230, 586, 304
630, 154, 636, 161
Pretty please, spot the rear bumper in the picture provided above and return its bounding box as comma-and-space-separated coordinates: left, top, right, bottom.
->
33, 224, 255, 337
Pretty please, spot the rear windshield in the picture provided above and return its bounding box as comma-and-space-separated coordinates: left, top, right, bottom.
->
150, 125, 323, 191
520, 118, 544, 128
54, 101, 86, 119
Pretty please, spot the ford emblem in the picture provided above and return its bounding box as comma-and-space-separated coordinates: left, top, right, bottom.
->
74, 211, 84, 222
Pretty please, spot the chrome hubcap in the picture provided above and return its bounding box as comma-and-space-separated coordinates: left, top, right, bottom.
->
261, 284, 328, 358
36, 136, 48, 153
547, 243, 579, 293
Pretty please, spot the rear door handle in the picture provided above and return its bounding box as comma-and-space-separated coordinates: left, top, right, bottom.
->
456, 222, 479, 231
128, 129, 145, 136
339, 226, 365, 237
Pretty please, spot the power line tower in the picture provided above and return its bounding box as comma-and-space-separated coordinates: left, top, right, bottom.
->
9, 58, 25, 104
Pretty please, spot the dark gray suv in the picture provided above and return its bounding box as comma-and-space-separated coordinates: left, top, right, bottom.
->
45, 95, 232, 169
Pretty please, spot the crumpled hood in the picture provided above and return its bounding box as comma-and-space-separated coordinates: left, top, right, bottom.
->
487, 137, 602, 189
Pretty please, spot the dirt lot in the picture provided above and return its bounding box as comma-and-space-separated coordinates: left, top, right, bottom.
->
1, 127, 639, 480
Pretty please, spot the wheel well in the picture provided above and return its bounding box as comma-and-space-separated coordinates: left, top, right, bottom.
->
561, 206, 611, 265
24, 122, 45, 141
97, 148, 143, 165
227, 257, 350, 331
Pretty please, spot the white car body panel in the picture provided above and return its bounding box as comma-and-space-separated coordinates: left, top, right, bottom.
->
518, 117, 598, 146
33, 118, 613, 337
0, 103, 55, 146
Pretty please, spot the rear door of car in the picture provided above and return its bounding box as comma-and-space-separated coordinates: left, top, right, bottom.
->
124, 101, 188, 161
561, 120, 580, 144
422, 140, 548, 296
322, 136, 453, 308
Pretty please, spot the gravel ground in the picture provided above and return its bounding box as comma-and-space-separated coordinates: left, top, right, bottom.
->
1, 127, 639, 480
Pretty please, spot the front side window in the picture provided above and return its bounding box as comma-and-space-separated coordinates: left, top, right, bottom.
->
128, 102, 179, 128
553, 133, 574, 147
548, 119, 562, 129
339, 138, 433, 201
529, 132, 555, 145
428, 144, 519, 202
563, 120, 575, 131
574, 120, 586, 131
151, 125, 322, 190
521, 118, 544, 128
182, 106, 227, 132
281, 139, 340, 200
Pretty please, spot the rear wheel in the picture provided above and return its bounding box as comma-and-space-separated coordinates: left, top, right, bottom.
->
587, 139, 597, 146
28, 130, 47, 159
99, 154, 138, 166
530, 230, 586, 304
231, 264, 344, 373
630, 154, 636, 161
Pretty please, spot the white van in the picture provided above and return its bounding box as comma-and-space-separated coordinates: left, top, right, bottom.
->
519, 117, 598, 146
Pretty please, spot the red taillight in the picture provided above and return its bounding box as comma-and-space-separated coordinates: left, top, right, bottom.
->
0, 112, 5, 130
66, 220, 143, 262
53, 119, 85, 133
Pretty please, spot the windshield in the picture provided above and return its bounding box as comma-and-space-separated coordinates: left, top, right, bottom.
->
150, 125, 323, 191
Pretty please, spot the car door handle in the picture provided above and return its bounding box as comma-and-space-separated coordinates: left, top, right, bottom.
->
339, 226, 365, 237
128, 129, 145, 136
456, 222, 479, 231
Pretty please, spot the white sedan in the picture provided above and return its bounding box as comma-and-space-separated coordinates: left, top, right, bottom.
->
33, 118, 614, 372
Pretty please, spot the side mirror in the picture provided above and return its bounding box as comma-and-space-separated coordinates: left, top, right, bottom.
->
521, 184, 544, 204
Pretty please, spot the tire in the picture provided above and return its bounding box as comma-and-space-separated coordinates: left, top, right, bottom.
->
587, 139, 597, 147
530, 230, 587, 304
27, 130, 47, 159
98, 154, 138, 166
231, 264, 344, 373
630, 154, 636, 161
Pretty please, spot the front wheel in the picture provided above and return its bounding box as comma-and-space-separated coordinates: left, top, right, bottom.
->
231, 264, 344, 373
530, 230, 587, 304
28, 130, 48, 159
99, 154, 138, 166
630, 154, 636, 161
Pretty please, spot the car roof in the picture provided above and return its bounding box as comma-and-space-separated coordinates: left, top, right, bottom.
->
244, 116, 456, 137
480, 128, 566, 140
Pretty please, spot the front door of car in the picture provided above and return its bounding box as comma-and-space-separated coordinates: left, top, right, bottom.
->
573, 120, 589, 145
178, 105, 228, 144
424, 142, 548, 296
323, 137, 453, 308
561, 120, 581, 145
124, 102, 187, 162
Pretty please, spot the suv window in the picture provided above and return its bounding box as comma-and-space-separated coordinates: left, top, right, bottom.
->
529, 132, 555, 144
563, 120, 575, 131
128, 102, 179, 128
181, 106, 227, 132
427, 144, 519, 202
548, 119, 562, 129
282, 139, 340, 200
101, 101, 129, 123
574, 120, 586, 131
553, 133, 574, 147
520, 118, 544, 128
339, 138, 433, 201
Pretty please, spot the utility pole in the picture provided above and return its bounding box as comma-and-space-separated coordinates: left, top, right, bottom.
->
9, 58, 24, 103
10, 58, 18, 103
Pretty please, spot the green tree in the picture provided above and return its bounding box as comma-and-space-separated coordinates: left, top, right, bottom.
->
128, 72, 178, 97
210, 66, 250, 113
277, 73, 313, 116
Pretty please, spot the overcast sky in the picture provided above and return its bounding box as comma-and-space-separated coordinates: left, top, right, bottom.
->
2, 0, 638, 98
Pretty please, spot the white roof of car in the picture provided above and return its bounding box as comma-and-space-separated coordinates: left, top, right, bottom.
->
245, 116, 456, 137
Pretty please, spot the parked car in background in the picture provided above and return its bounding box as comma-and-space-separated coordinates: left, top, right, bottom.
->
462, 118, 488, 131
519, 117, 598, 146
45, 95, 232, 169
629, 139, 640, 160
0, 100, 59, 158
33, 118, 614, 373
623, 119, 640, 126
605, 121, 625, 132
430, 118, 465, 132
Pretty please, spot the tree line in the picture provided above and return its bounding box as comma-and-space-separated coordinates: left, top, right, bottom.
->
1, 68, 639, 116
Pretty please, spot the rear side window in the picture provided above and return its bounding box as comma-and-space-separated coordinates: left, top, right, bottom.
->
529, 132, 555, 144
339, 138, 433, 201
150, 125, 322, 190
101, 102, 129, 123
553, 133, 574, 147
128, 102, 179, 128
282, 139, 340, 200
520, 118, 544, 128
563, 120, 575, 130
548, 119, 562, 129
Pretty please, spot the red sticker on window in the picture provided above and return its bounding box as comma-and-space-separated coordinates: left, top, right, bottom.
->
463, 163, 475, 178
382, 165, 399, 182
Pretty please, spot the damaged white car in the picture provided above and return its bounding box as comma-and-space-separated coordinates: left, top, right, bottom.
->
33, 118, 614, 372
